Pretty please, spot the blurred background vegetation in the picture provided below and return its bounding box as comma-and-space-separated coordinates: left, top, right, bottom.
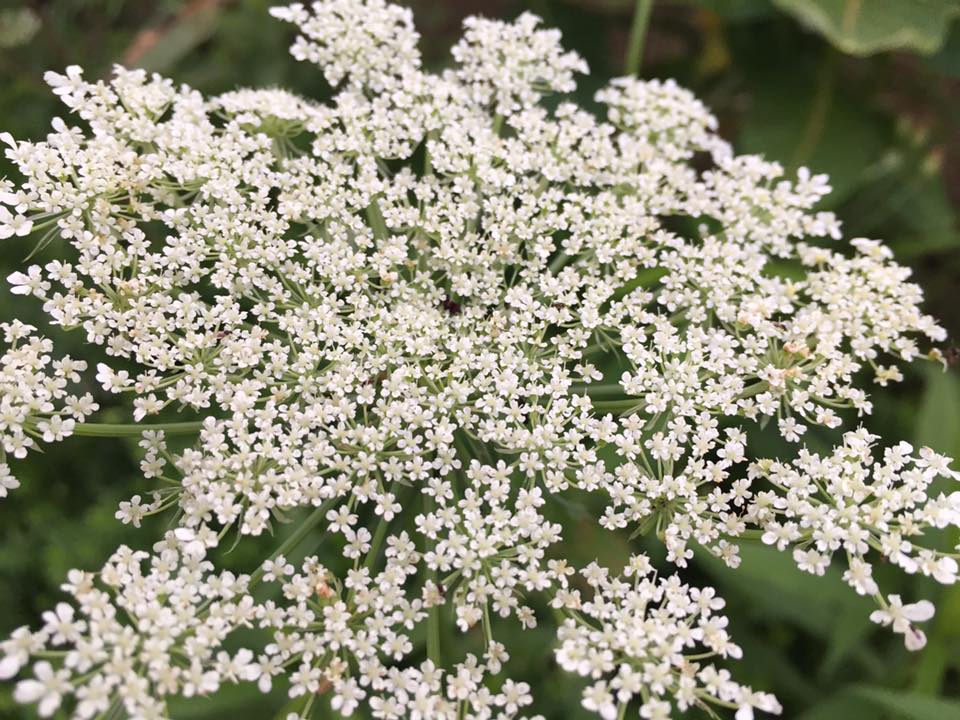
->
0, 0, 959, 717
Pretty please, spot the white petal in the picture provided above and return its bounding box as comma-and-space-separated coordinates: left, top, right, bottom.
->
905, 627, 927, 651
13, 679, 45, 703
903, 599, 935, 622
38, 692, 61, 717
0, 654, 23, 679
173, 528, 196, 542
13, 217, 32, 237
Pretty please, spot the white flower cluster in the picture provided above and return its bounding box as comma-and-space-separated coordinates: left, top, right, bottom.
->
1, 0, 957, 718
750, 429, 959, 648
2, 532, 249, 719
450, 12, 588, 116
554, 555, 780, 720
0, 320, 97, 495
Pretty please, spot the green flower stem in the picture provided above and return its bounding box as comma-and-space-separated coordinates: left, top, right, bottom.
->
71, 421, 205, 437
727, 529, 765, 542
363, 510, 392, 571
571, 383, 627, 399
591, 398, 643, 414
425, 491, 442, 667
365, 199, 389, 239
791, 47, 837, 169
250, 497, 339, 587
427, 602, 441, 666
625, 0, 654, 76
548, 252, 571, 275
737, 381, 770, 399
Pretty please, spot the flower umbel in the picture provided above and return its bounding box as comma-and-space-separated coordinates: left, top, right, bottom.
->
0, 1, 956, 718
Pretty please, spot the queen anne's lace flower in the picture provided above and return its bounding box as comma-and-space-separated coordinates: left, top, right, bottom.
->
0, 320, 97, 492
1, 0, 956, 718
554, 555, 781, 720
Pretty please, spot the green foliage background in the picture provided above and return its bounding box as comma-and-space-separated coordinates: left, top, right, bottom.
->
0, 0, 959, 717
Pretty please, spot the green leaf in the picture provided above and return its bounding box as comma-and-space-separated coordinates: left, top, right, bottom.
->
927, 20, 960, 74
796, 691, 882, 720
737, 55, 886, 205
909, 366, 960, 696
167, 681, 280, 719
915, 365, 960, 458
672, 0, 779, 21
132, 5, 223, 73
696, 543, 875, 645
697, 543, 887, 690
881, 172, 960, 258
855, 686, 960, 719
772, 0, 959, 56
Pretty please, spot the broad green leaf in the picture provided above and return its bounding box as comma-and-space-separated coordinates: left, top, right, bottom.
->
818, 599, 877, 678
696, 543, 874, 642
167, 681, 279, 719
910, 368, 960, 694
912, 583, 960, 692
855, 686, 960, 719
927, 19, 960, 74
672, 0, 779, 21
131, 5, 223, 73
913, 635, 949, 694
882, 172, 960, 258
737, 57, 887, 205
915, 365, 960, 458
796, 690, 881, 720
772, 0, 959, 55
697, 542, 885, 690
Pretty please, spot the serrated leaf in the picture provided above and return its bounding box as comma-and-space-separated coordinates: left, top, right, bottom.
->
772, 0, 959, 55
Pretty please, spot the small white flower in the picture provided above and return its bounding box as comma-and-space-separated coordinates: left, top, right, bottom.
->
14, 661, 70, 717
870, 595, 935, 650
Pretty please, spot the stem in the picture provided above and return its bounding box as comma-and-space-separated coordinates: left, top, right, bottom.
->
425, 491, 441, 667
548, 252, 571, 275
71, 421, 204, 437
423, 130, 437, 176
591, 398, 643, 414
427, 603, 441, 666
791, 47, 836, 168
365, 199, 388, 239
726, 529, 765, 542
571, 383, 627, 399
249, 498, 338, 587
625, 0, 654, 76
738, 381, 770, 400
482, 602, 494, 647
300, 691, 317, 719
363, 510, 392, 571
